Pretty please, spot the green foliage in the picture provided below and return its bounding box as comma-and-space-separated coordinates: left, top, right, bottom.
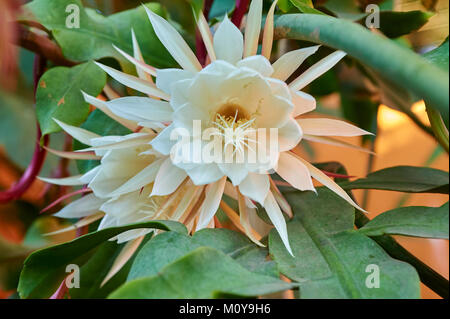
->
270, 188, 421, 298
359, 202, 449, 239
25, 0, 177, 72
340, 166, 449, 193
18, 221, 186, 298
423, 38, 449, 71
110, 247, 293, 298
36, 61, 106, 137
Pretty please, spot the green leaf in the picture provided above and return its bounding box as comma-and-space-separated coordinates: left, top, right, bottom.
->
128, 228, 277, 282
73, 109, 132, 174
377, 11, 433, 38
36, 61, 106, 137
209, 0, 235, 20
269, 188, 421, 298
340, 166, 449, 194
359, 202, 449, 239
110, 247, 294, 298
290, 0, 324, 15
323, 0, 366, 20
274, 14, 449, 120
423, 37, 449, 71
24, 0, 177, 72
18, 220, 186, 299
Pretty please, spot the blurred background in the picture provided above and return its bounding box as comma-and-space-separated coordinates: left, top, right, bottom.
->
0, 0, 448, 299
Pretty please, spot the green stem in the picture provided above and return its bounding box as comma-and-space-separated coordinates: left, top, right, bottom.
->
426, 106, 450, 154
274, 14, 449, 120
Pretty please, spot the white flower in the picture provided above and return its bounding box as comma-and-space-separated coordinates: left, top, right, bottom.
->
41, 0, 373, 257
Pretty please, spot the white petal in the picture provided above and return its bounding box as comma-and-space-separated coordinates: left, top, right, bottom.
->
236, 55, 274, 77
80, 166, 101, 184
95, 62, 170, 100
292, 91, 316, 117
53, 118, 99, 146
113, 44, 157, 77
156, 68, 194, 94
144, 6, 202, 72
278, 119, 303, 152
150, 158, 187, 196
186, 163, 223, 185
244, 0, 263, 57
276, 152, 315, 192
218, 162, 249, 186
38, 175, 84, 186
264, 191, 293, 256
150, 124, 177, 155
238, 173, 270, 205
295, 154, 368, 213
196, 176, 227, 230
289, 51, 347, 91
85, 134, 154, 152
44, 213, 104, 236
272, 45, 320, 81
261, 0, 278, 59
197, 12, 216, 61
297, 118, 372, 136
213, 15, 244, 64
303, 134, 375, 154
109, 159, 164, 197
54, 194, 106, 218
131, 29, 154, 81
82, 92, 138, 131
105, 97, 173, 123
238, 191, 264, 246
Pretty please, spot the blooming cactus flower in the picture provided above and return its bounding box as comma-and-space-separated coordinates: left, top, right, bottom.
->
41, 0, 372, 256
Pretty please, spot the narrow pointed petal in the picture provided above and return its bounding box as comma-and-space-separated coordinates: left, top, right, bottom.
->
84, 134, 154, 152
38, 175, 85, 186
150, 158, 187, 196
261, 0, 278, 59
297, 118, 373, 136
213, 15, 244, 64
272, 46, 320, 81
292, 91, 316, 117
101, 236, 144, 287
113, 44, 157, 77
289, 51, 347, 91
53, 118, 99, 146
264, 191, 293, 256
150, 124, 177, 155
276, 152, 315, 192
43, 146, 101, 160
224, 181, 257, 208
54, 194, 106, 218
197, 12, 216, 61
269, 177, 293, 218
82, 92, 139, 131
131, 29, 154, 82
109, 159, 163, 197
243, 0, 263, 57
238, 172, 270, 205
294, 154, 368, 213
219, 200, 245, 233
103, 97, 173, 123
303, 135, 376, 154
95, 62, 170, 100
44, 213, 104, 236
238, 191, 264, 247
196, 176, 227, 230
144, 6, 202, 72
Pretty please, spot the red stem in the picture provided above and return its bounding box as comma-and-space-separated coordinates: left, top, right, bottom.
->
231, 0, 250, 27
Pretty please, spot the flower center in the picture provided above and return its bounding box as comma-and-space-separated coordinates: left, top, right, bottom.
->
212, 103, 257, 157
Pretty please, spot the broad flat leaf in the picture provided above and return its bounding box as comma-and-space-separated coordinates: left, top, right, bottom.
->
36, 61, 106, 136
290, 0, 324, 15
423, 38, 449, 71
128, 228, 277, 281
18, 220, 186, 298
270, 188, 420, 298
323, 0, 366, 20
110, 247, 294, 298
274, 14, 449, 119
73, 109, 132, 174
358, 202, 449, 239
340, 166, 449, 194
24, 1, 177, 73
377, 11, 433, 38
